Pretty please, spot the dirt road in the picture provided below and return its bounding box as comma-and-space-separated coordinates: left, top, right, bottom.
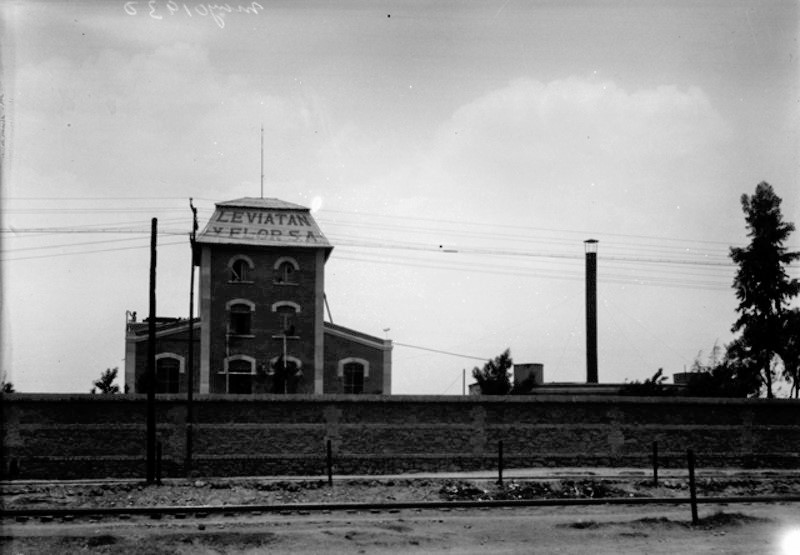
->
3, 503, 799, 554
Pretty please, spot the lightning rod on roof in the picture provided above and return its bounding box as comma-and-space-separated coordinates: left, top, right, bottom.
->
260, 125, 264, 199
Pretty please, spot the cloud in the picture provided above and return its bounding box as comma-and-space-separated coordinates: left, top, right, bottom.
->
399, 77, 733, 234
438, 77, 728, 178
7, 40, 342, 201
290, 76, 735, 241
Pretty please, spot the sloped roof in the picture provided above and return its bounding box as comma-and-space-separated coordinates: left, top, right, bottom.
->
196, 197, 332, 254
324, 321, 391, 350
216, 197, 309, 211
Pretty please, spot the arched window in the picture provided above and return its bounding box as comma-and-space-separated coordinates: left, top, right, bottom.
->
155, 353, 184, 393
225, 355, 255, 394
268, 355, 303, 394
274, 257, 299, 285
228, 255, 255, 283
227, 299, 255, 336
271, 301, 301, 337
338, 357, 369, 394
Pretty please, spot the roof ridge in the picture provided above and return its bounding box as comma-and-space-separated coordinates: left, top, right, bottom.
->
216, 197, 309, 211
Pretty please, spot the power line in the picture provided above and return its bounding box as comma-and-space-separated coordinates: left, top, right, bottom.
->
318, 216, 741, 259
9, 197, 791, 250
0, 236, 157, 254
600, 295, 693, 364
329, 237, 738, 268
1, 224, 744, 270
1, 240, 186, 262
332, 254, 734, 291
4, 196, 207, 201
393, 342, 490, 361
440, 369, 466, 395
319, 208, 747, 247
1, 227, 190, 236
3, 204, 796, 289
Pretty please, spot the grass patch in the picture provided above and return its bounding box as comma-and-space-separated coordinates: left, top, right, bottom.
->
561, 512, 770, 531
86, 534, 118, 547
563, 520, 602, 529
635, 511, 770, 530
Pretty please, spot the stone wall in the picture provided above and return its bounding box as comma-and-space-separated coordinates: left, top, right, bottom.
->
2, 394, 798, 479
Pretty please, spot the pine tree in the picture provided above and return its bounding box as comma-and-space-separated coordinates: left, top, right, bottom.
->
729, 182, 799, 398
779, 308, 800, 398
472, 349, 513, 395
92, 367, 120, 394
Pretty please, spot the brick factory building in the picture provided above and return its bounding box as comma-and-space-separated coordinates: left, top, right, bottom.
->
125, 198, 392, 395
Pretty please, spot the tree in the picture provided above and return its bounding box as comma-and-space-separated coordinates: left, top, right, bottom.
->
778, 308, 800, 398
682, 340, 761, 398
620, 368, 674, 396
269, 356, 301, 394
471, 349, 513, 395
92, 367, 120, 394
729, 182, 799, 398
1, 375, 13, 393
509, 374, 539, 395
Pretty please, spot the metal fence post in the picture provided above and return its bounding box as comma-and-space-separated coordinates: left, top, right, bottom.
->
687, 449, 698, 525
652, 441, 659, 487
156, 440, 163, 486
327, 439, 333, 487
497, 440, 504, 486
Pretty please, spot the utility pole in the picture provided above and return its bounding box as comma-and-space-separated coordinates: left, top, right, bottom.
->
185, 200, 198, 475
146, 218, 158, 483
585, 239, 598, 384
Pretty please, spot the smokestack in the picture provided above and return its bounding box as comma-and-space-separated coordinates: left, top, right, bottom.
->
584, 239, 598, 383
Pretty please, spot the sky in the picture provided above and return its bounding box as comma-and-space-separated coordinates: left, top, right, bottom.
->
1, 0, 798, 394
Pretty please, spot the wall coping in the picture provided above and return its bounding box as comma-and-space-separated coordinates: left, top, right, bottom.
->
2, 393, 799, 406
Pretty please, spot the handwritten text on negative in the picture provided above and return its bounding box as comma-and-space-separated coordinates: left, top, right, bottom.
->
123, 1, 264, 29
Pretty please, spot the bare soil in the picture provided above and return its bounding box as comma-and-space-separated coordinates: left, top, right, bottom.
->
3, 504, 799, 554
2, 476, 800, 554
3, 475, 799, 510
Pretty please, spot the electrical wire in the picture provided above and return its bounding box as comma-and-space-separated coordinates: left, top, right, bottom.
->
0, 236, 158, 253
440, 368, 466, 395
1, 240, 186, 262
2, 200, 796, 290
392, 342, 489, 361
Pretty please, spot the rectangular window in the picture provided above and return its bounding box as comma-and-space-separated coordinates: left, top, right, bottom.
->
228, 374, 252, 394
156, 359, 180, 393
229, 305, 252, 335
228, 359, 253, 394
343, 362, 364, 394
276, 308, 297, 336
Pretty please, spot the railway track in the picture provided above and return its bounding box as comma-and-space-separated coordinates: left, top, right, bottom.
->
3, 469, 797, 488
4, 494, 800, 523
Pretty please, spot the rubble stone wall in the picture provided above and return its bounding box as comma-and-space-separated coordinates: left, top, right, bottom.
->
2, 394, 798, 479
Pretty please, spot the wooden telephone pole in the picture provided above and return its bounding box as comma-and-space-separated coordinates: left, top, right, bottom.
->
185, 200, 198, 475
146, 218, 157, 483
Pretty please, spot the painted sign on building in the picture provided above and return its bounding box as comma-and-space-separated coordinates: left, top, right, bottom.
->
196, 198, 332, 249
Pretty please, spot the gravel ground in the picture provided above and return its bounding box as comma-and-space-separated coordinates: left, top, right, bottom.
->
3, 476, 800, 554
3, 501, 799, 554
3, 475, 799, 510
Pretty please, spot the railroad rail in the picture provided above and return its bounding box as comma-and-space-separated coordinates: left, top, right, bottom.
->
4, 495, 800, 522
4, 468, 798, 487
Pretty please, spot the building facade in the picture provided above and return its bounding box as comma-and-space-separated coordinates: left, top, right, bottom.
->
125, 198, 392, 395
